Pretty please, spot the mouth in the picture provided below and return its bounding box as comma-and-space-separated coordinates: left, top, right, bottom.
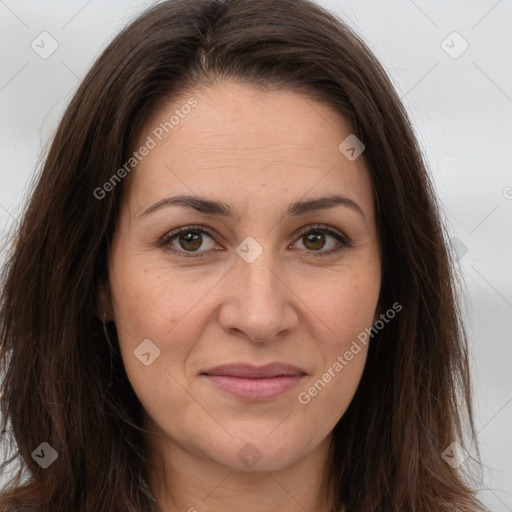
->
200, 363, 306, 401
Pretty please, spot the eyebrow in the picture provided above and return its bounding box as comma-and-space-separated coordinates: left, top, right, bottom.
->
137, 193, 365, 220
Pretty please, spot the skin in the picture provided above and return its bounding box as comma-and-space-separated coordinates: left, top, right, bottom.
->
99, 80, 381, 512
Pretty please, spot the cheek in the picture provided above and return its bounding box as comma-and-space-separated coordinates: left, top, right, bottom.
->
311, 354, 367, 429
110, 257, 209, 338
297, 314, 370, 428
108, 262, 180, 374
109, 265, 199, 415
109, 258, 222, 395
300, 264, 380, 345
294, 261, 378, 409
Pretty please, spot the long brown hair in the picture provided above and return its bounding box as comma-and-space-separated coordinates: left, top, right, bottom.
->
0, 0, 488, 510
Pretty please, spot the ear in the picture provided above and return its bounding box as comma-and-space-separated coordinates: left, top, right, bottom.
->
96, 281, 112, 322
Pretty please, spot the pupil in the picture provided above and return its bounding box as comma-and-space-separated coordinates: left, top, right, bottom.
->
176, 231, 326, 252
179, 231, 201, 251
305, 232, 325, 250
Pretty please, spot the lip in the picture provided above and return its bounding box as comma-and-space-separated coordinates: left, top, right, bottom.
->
202, 363, 305, 378
201, 363, 306, 401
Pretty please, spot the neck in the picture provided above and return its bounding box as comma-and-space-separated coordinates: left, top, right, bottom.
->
143, 417, 339, 512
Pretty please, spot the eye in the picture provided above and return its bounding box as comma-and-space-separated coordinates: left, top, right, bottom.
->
291, 224, 350, 257
157, 224, 351, 259
157, 225, 220, 258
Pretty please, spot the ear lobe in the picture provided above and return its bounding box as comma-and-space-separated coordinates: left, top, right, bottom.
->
96, 282, 112, 322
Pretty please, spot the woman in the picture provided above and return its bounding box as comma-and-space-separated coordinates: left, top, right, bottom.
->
0, 0, 488, 510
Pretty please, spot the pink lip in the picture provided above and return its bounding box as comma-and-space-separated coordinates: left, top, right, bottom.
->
201, 363, 306, 401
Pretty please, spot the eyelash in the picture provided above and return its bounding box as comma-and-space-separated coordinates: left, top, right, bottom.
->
156, 224, 351, 259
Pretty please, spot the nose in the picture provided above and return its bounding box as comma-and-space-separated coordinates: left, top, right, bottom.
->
217, 244, 298, 343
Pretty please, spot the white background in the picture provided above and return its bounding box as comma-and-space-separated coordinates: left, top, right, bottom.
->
0, 1, 511, 510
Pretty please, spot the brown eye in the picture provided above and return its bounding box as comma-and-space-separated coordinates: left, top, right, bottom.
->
158, 224, 350, 260
302, 231, 326, 251
177, 230, 203, 251
292, 225, 350, 257
159, 225, 218, 258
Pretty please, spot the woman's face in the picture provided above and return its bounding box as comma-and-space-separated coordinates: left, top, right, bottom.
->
103, 80, 381, 472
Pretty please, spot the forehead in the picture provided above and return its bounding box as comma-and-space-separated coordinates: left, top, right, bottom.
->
124, 80, 374, 217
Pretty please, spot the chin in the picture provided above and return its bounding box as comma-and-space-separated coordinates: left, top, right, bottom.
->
202, 430, 314, 472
